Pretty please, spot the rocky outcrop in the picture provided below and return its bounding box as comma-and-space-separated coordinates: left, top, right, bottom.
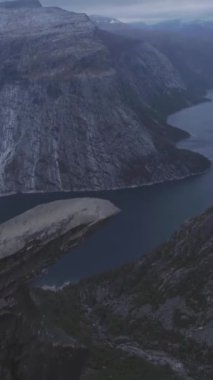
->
0, 1, 210, 194
39, 207, 213, 379
0, 198, 119, 380
0, 195, 212, 379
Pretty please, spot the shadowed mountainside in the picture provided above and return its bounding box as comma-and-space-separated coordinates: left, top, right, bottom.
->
38, 207, 213, 380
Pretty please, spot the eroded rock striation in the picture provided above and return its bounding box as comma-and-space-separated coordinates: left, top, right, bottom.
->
0, 197, 119, 380
39, 207, 213, 380
0, 0, 210, 194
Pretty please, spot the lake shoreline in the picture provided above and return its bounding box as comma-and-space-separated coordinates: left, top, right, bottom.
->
0, 165, 210, 199
0, 92, 211, 200
37, 89, 213, 286
1, 90, 213, 287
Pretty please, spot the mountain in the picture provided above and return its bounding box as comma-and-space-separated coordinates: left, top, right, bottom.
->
39, 206, 213, 380
89, 15, 126, 32
138, 19, 213, 31
146, 25, 213, 93
0, 197, 119, 380
0, 0, 210, 194
1, 201, 211, 379
101, 19, 213, 94
90, 15, 122, 25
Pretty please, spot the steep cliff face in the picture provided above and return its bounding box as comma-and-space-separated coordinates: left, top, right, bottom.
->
0, 198, 119, 380
39, 207, 213, 379
0, 1, 210, 194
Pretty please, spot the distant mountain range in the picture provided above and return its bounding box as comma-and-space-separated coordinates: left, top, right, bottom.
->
91, 15, 213, 31
129, 19, 213, 33
90, 15, 122, 25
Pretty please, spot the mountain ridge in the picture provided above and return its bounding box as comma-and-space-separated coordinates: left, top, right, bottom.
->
0, 4, 210, 194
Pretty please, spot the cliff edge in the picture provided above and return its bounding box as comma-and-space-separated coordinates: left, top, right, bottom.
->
0, 198, 119, 380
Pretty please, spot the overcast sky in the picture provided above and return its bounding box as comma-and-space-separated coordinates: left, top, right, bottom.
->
41, 0, 213, 23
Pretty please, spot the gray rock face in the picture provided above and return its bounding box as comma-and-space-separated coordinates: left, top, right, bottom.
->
0, 198, 119, 259
0, 197, 119, 380
0, 197, 119, 302
0, 3, 210, 194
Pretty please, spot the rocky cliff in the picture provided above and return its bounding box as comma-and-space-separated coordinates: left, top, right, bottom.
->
39, 207, 213, 380
0, 0, 210, 194
0, 197, 119, 380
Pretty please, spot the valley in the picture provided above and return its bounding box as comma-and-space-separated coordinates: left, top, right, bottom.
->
0, 90, 212, 286
0, 1, 213, 379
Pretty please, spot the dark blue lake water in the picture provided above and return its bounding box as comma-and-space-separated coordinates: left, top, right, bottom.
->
1, 91, 213, 287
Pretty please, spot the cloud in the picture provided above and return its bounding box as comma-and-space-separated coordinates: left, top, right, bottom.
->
41, 0, 213, 22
